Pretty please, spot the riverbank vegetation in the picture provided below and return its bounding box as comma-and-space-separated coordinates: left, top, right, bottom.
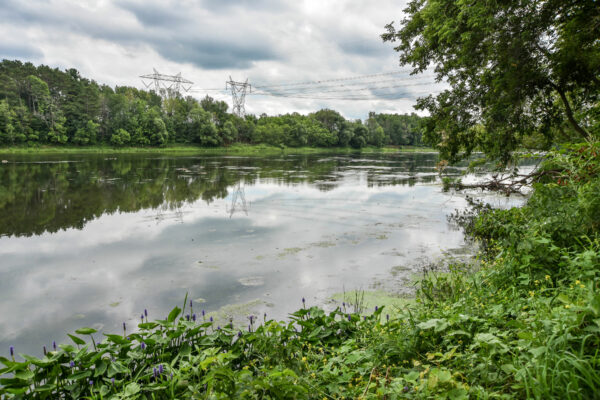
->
1, 143, 598, 399
0, 143, 434, 156
0, 60, 424, 150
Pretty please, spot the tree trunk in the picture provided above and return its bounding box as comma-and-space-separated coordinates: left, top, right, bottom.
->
553, 84, 592, 140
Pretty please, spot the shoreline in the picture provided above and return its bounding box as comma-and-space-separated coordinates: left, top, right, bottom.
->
0, 144, 437, 156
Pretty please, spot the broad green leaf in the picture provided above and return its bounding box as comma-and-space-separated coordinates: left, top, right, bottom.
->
14, 370, 34, 380
437, 369, 452, 382
94, 359, 107, 377
124, 382, 141, 396
59, 344, 76, 353
501, 364, 517, 374
104, 334, 130, 345
474, 333, 501, 345
34, 383, 56, 392
517, 331, 533, 341
68, 334, 85, 346
308, 326, 324, 339
529, 346, 547, 357
68, 370, 92, 380
417, 318, 448, 332
99, 385, 110, 396
167, 306, 181, 323
75, 327, 97, 335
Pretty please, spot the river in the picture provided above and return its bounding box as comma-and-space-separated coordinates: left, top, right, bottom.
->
0, 152, 518, 356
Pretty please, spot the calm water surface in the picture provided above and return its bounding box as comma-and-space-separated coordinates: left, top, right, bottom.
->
0, 152, 514, 356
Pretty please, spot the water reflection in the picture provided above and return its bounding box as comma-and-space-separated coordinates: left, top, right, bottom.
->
227, 183, 249, 218
0, 153, 452, 237
0, 152, 493, 356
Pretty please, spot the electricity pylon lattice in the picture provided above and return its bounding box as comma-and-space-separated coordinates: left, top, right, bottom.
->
226, 76, 251, 117
227, 182, 249, 218
140, 68, 194, 99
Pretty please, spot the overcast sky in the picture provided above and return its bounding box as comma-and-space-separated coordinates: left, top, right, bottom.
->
0, 0, 442, 119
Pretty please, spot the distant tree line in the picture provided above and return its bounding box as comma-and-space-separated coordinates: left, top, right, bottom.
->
0, 60, 424, 148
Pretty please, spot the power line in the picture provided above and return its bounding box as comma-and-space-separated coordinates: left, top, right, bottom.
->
156, 70, 444, 109
252, 70, 417, 89
186, 71, 438, 92
253, 81, 441, 97
252, 77, 438, 94
250, 90, 442, 101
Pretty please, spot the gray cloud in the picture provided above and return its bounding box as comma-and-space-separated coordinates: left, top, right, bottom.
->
0, 43, 43, 61
199, 0, 290, 11
155, 37, 279, 69
115, 0, 186, 27
338, 38, 391, 58
1, 0, 282, 70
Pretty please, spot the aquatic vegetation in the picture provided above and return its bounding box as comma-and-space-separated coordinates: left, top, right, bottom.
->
0, 298, 392, 399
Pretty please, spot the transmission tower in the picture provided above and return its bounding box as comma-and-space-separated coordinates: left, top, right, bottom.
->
226, 76, 251, 117
140, 68, 194, 99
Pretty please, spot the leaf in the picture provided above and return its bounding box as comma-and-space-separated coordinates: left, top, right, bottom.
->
68, 370, 92, 380
99, 385, 110, 396
448, 388, 468, 400
94, 359, 107, 377
59, 344, 76, 353
474, 333, 501, 345
517, 331, 533, 341
104, 334, 130, 345
167, 306, 181, 323
68, 334, 86, 346
308, 326, 324, 339
501, 364, 517, 374
437, 369, 452, 382
14, 370, 34, 380
556, 294, 571, 304
34, 383, 56, 392
75, 327, 97, 335
138, 322, 158, 330
124, 382, 140, 396
447, 330, 471, 337
417, 318, 448, 332
529, 346, 547, 357
21, 354, 52, 367
107, 361, 130, 378
5, 387, 28, 395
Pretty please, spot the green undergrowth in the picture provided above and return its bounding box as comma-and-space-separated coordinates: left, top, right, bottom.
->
330, 290, 415, 315
0, 144, 433, 156
1, 143, 598, 399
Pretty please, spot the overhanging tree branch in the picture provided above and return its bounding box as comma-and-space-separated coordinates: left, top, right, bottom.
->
550, 82, 592, 140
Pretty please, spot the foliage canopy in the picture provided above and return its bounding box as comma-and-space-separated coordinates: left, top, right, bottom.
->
383, 0, 600, 163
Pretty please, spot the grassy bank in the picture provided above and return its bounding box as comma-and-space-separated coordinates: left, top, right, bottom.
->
0, 144, 436, 156
2, 143, 597, 399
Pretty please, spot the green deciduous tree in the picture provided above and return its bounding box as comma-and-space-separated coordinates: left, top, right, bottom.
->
383, 0, 600, 163
220, 120, 238, 144
25, 75, 50, 116
47, 116, 68, 144
73, 120, 99, 145
350, 124, 368, 149
110, 128, 131, 146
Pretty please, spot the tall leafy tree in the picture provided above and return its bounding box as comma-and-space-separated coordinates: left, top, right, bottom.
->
383, 0, 600, 163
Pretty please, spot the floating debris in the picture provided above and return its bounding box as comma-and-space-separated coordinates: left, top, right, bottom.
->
238, 276, 265, 286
